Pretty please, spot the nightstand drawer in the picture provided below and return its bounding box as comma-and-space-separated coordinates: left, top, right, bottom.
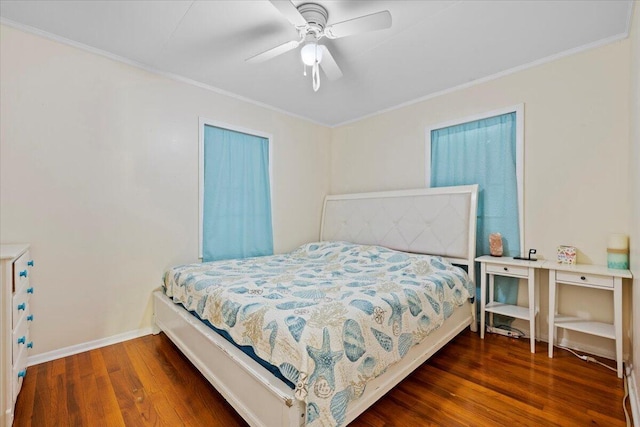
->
556, 271, 614, 288
486, 263, 529, 277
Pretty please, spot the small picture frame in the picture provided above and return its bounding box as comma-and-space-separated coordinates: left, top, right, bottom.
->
557, 245, 576, 264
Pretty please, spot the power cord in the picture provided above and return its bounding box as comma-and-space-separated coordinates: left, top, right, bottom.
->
557, 345, 616, 372
623, 368, 630, 427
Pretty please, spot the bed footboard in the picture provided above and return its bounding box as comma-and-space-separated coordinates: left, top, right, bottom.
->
154, 290, 473, 426
153, 291, 305, 427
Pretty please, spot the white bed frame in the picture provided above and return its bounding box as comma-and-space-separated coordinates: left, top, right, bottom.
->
153, 184, 478, 426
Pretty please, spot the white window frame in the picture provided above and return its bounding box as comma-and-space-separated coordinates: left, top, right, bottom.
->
424, 104, 525, 254
198, 117, 274, 260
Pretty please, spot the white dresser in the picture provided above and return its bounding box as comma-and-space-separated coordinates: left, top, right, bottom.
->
1, 244, 34, 427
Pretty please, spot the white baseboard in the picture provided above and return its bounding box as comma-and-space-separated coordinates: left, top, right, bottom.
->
27, 327, 153, 367
628, 369, 640, 427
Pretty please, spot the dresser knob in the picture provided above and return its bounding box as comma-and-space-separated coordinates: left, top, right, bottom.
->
17, 336, 26, 344
17, 303, 26, 311
19, 270, 28, 278
27, 287, 34, 294
503, 267, 508, 271
580, 276, 586, 280
27, 260, 34, 267
27, 342, 33, 349
27, 315, 34, 321
17, 369, 26, 378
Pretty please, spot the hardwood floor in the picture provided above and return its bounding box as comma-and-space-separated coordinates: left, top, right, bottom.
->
13, 330, 627, 426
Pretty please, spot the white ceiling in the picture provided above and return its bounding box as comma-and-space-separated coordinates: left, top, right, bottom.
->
0, 1, 633, 126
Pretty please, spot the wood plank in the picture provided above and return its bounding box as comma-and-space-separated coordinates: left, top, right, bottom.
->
13, 330, 627, 426
89, 349, 127, 426
122, 338, 186, 426
64, 354, 89, 426
42, 356, 70, 426
101, 342, 151, 427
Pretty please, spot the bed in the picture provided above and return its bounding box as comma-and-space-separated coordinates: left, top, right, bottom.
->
153, 184, 478, 426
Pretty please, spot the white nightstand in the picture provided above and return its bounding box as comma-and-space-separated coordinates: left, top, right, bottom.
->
476, 255, 545, 353
546, 262, 632, 378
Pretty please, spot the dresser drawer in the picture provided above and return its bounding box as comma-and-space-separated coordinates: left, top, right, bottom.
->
487, 263, 529, 278
12, 312, 31, 363
556, 271, 614, 289
12, 286, 32, 329
12, 345, 28, 404
13, 250, 31, 293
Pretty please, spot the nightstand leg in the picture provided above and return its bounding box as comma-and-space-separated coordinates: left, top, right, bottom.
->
488, 274, 495, 328
548, 270, 556, 358
533, 270, 541, 341
528, 268, 535, 353
480, 262, 487, 339
614, 278, 623, 378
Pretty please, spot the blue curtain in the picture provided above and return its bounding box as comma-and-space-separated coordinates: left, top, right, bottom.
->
203, 125, 273, 262
431, 112, 520, 317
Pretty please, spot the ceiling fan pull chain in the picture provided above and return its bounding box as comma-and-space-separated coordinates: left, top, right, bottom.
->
312, 61, 320, 92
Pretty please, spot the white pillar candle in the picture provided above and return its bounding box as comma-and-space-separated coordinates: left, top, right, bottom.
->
608, 234, 629, 250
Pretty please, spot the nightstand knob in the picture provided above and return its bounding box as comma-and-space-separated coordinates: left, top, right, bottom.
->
27, 341, 33, 349
27, 260, 34, 267
503, 267, 508, 271
19, 270, 28, 278
17, 369, 26, 378
580, 276, 586, 280
17, 303, 26, 311
27, 315, 34, 321
27, 287, 34, 294
17, 336, 26, 345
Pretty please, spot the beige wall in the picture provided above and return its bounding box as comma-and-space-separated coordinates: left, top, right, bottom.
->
629, 0, 640, 403
332, 39, 631, 357
0, 25, 331, 355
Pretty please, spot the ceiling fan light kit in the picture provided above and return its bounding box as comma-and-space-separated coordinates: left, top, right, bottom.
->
300, 42, 322, 67
301, 42, 323, 91
247, 1, 392, 92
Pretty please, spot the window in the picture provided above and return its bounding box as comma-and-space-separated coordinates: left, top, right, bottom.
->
425, 105, 524, 309
199, 119, 273, 262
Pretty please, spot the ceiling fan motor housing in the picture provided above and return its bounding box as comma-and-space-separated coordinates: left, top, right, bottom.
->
298, 3, 328, 34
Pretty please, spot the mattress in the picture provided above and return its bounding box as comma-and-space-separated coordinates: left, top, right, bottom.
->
163, 241, 474, 426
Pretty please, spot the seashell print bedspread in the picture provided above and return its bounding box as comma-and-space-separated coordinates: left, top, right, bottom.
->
163, 241, 474, 426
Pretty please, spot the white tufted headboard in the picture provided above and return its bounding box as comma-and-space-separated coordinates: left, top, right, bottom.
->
320, 185, 478, 269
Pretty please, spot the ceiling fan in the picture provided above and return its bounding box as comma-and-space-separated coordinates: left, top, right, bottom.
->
246, 1, 392, 92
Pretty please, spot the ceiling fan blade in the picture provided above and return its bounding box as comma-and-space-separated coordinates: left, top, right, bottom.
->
246, 40, 301, 63
324, 10, 392, 39
319, 45, 343, 81
269, 0, 308, 27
